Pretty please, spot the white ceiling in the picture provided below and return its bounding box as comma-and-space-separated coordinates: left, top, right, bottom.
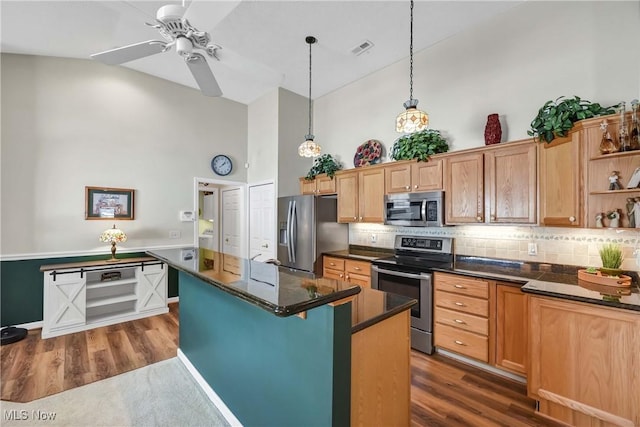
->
0, 0, 523, 105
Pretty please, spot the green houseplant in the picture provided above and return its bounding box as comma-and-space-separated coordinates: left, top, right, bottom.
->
598, 243, 624, 276
390, 129, 449, 162
305, 154, 342, 180
528, 96, 615, 143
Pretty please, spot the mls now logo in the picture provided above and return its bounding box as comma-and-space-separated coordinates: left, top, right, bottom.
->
4, 409, 57, 421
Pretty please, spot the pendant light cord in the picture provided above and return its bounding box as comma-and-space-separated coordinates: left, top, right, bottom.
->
308, 38, 313, 136
409, 0, 414, 102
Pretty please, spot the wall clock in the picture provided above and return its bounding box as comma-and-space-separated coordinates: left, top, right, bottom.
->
211, 155, 233, 176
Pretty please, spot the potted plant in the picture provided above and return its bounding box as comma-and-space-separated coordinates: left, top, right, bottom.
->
305, 154, 342, 180
390, 129, 449, 162
598, 243, 624, 276
528, 96, 615, 144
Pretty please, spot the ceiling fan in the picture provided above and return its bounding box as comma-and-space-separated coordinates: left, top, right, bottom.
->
91, 4, 223, 97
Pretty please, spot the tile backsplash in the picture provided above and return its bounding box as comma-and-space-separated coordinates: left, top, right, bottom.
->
349, 224, 640, 272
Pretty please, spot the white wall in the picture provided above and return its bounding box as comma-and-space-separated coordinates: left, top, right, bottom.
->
1, 54, 247, 257
247, 89, 279, 184
314, 1, 640, 162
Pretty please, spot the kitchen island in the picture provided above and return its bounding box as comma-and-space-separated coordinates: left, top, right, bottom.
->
148, 248, 415, 427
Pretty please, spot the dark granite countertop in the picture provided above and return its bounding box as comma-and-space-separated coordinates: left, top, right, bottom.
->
148, 248, 415, 329
324, 245, 394, 261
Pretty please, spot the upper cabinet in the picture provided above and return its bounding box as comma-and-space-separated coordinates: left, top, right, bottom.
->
538, 134, 583, 227
336, 167, 385, 223
385, 159, 443, 194
443, 140, 537, 225
299, 174, 337, 195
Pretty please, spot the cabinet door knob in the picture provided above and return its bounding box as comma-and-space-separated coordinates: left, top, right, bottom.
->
345, 274, 350, 280
569, 216, 576, 222
490, 215, 496, 221
339, 273, 344, 278
454, 340, 466, 346
476, 216, 483, 222
359, 216, 363, 221
414, 185, 418, 189
405, 185, 410, 190
353, 216, 357, 220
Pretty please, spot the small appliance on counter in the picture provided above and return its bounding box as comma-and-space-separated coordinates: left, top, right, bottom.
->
371, 235, 454, 354
277, 195, 349, 276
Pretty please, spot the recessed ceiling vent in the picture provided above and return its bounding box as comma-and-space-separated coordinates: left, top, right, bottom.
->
350, 40, 374, 56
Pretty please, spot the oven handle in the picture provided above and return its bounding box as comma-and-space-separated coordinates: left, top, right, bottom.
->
371, 265, 430, 280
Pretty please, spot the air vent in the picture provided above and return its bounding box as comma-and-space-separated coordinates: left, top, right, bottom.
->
350, 40, 374, 56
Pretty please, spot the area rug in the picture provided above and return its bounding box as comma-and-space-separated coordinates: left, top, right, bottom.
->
0, 358, 231, 427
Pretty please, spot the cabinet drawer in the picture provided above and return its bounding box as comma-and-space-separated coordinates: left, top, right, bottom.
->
323, 268, 344, 281
347, 273, 371, 288
435, 290, 489, 317
435, 323, 488, 362
435, 273, 489, 298
435, 307, 488, 335
324, 256, 345, 271
345, 260, 370, 277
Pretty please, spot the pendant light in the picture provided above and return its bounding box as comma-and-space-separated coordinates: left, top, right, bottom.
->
298, 36, 321, 157
396, 0, 428, 134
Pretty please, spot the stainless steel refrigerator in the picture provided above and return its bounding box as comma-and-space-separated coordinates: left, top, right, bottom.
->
277, 195, 348, 275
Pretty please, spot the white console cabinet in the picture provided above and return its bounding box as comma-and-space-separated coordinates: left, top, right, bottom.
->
41, 257, 168, 338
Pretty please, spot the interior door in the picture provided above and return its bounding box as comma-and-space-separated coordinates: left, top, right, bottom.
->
222, 188, 241, 256
249, 182, 275, 262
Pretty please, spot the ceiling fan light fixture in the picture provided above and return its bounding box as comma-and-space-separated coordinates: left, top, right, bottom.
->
396, 0, 429, 134
300, 36, 321, 158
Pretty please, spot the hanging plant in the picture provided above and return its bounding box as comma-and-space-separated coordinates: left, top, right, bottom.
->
390, 129, 449, 162
528, 96, 615, 143
305, 154, 343, 180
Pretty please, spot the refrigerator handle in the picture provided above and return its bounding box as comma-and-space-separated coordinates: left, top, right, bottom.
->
291, 200, 297, 263
286, 200, 293, 263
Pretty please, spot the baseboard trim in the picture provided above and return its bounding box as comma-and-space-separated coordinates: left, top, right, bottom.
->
167, 297, 179, 304
177, 348, 243, 427
6, 320, 44, 330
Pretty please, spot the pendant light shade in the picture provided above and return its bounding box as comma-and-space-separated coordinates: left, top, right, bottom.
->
396, 0, 428, 134
299, 36, 321, 157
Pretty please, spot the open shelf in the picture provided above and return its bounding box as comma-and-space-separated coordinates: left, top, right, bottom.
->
86, 293, 137, 308
589, 150, 640, 161
86, 278, 137, 289
590, 189, 640, 195
86, 306, 137, 324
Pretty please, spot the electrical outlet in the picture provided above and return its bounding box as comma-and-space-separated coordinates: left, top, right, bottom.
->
169, 230, 181, 239
528, 242, 537, 256
370, 234, 377, 243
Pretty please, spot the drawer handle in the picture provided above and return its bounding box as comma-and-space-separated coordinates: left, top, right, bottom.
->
454, 340, 466, 346
454, 302, 466, 307
454, 319, 466, 324
454, 285, 466, 289
354, 266, 361, 271
330, 262, 335, 266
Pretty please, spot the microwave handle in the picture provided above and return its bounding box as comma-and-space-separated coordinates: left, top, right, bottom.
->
421, 200, 427, 222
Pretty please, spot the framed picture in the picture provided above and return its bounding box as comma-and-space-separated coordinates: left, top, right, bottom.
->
85, 187, 134, 220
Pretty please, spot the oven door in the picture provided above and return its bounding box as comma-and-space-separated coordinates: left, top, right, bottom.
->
370, 265, 432, 333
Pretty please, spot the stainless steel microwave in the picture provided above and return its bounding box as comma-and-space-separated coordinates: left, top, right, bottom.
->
384, 191, 445, 227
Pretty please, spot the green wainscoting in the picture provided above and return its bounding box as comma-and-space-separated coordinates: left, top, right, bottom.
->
1, 253, 179, 327
179, 271, 351, 427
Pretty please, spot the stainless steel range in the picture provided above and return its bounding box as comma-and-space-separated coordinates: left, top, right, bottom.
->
371, 235, 454, 354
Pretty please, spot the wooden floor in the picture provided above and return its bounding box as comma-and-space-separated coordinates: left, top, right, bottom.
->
2, 304, 561, 426
1, 303, 178, 403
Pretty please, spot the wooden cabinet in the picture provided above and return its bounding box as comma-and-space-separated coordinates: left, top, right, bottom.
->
538, 133, 583, 227
495, 283, 527, 376
434, 272, 493, 363
444, 141, 537, 225
385, 159, 443, 194
299, 174, 336, 195
444, 152, 484, 224
41, 257, 168, 339
528, 296, 640, 427
323, 256, 371, 288
336, 167, 385, 223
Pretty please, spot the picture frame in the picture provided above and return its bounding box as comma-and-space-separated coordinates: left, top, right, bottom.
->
85, 186, 135, 220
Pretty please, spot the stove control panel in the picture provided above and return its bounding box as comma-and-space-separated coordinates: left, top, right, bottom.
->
395, 235, 453, 254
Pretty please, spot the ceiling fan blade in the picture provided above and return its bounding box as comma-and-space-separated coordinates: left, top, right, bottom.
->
186, 53, 223, 97
183, 0, 241, 33
91, 40, 167, 65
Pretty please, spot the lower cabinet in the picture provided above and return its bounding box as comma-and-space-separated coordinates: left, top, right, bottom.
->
323, 256, 371, 288
433, 272, 528, 377
41, 257, 168, 338
528, 296, 640, 426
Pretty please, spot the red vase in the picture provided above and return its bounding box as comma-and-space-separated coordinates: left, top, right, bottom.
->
484, 114, 502, 145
